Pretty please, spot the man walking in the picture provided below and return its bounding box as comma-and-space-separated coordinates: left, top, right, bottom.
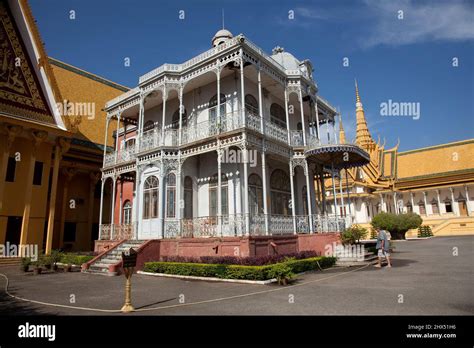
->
375, 228, 392, 268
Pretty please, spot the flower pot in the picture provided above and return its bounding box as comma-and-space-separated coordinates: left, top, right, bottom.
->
52, 264, 58, 271
33, 267, 42, 275
64, 265, 72, 272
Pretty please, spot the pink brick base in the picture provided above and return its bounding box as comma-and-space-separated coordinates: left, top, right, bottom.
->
94, 233, 341, 272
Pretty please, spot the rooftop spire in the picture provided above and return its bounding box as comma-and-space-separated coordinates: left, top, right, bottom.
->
338, 112, 346, 144
354, 80, 375, 151
355, 79, 361, 104
222, 8, 225, 29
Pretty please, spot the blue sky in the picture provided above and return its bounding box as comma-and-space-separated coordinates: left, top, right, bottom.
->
30, 0, 474, 151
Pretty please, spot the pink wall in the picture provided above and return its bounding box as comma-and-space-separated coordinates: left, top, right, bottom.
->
113, 180, 135, 224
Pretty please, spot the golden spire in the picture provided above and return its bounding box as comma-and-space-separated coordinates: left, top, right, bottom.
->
338, 113, 346, 144
354, 80, 375, 151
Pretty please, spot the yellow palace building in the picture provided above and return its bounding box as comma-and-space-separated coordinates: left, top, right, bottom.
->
323, 82, 474, 237
0, 0, 126, 253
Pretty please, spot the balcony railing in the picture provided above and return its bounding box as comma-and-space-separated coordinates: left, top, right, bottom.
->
99, 223, 136, 240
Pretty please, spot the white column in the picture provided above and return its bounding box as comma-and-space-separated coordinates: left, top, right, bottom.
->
436, 189, 443, 214
114, 113, 121, 164
261, 148, 269, 235
393, 192, 398, 214
161, 89, 167, 145
239, 51, 246, 125
243, 145, 250, 235
464, 186, 471, 216
298, 88, 307, 146
314, 97, 321, 140
284, 87, 291, 144
380, 194, 386, 213
450, 188, 459, 216
103, 117, 110, 166
289, 163, 297, 234
217, 148, 222, 236
423, 191, 429, 216
217, 68, 221, 131
119, 178, 123, 224
110, 176, 117, 237
159, 160, 165, 237
98, 179, 105, 239
338, 172, 345, 216
304, 161, 313, 233
133, 168, 141, 239
258, 65, 264, 133
345, 169, 352, 219
178, 86, 183, 145
331, 164, 339, 221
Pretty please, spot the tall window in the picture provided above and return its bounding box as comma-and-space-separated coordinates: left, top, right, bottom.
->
406, 202, 413, 213
270, 103, 286, 128
5, 157, 16, 182
209, 174, 228, 216
143, 176, 159, 219
445, 199, 453, 213
184, 176, 193, 218
302, 185, 308, 215
123, 201, 132, 224
166, 173, 176, 218
248, 174, 263, 215
418, 202, 426, 215
171, 108, 187, 129
431, 200, 439, 214
33, 161, 43, 186
245, 94, 259, 116
209, 94, 226, 125
270, 169, 292, 215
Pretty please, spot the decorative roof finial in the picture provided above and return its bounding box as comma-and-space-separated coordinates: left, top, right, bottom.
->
355, 79, 361, 104
222, 8, 225, 29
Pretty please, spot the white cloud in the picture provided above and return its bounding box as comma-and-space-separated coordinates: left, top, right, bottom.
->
362, 0, 474, 48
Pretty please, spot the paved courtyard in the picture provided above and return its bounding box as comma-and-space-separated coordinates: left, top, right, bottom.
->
0, 236, 472, 315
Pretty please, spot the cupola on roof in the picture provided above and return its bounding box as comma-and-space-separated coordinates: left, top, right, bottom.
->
270, 46, 301, 70
212, 28, 233, 47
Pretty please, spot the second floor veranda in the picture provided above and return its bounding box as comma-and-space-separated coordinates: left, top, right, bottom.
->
104, 105, 343, 167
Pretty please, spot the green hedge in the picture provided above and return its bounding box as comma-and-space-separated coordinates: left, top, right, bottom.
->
143, 256, 336, 281
60, 254, 94, 265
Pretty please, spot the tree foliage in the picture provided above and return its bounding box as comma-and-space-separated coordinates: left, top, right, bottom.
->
371, 212, 423, 239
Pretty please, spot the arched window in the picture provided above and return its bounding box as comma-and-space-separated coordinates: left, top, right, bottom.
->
209, 174, 228, 216
270, 169, 291, 215
245, 94, 258, 116
143, 176, 159, 219
431, 199, 439, 214
302, 185, 308, 215
166, 173, 176, 218
248, 174, 263, 215
123, 201, 132, 224
270, 103, 286, 128
184, 176, 193, 219
406, 202, 413, 213
209, 94, 226, 125
171, 108, 187, 129
444, 198, 453, 213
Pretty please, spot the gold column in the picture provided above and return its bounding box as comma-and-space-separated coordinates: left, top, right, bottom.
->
0, 124, 22, 212
19, 131, 48, 253
58, 168, 76, 248
45, 138, 70, 254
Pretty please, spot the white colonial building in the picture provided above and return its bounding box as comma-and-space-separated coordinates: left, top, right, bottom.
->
98, 29, 370, 241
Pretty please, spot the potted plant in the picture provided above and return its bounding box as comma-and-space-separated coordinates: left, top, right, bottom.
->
62, 255, 73, 272
42, 254, 52, 270
20, 257, 31, 272
32, 259, 43, 275
51, 250, 62, 271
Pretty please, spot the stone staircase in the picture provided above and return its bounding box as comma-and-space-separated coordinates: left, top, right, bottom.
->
0, 257, 21, 267
84, 240, 145, 275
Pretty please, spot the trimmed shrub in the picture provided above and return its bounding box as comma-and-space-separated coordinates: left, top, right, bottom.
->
371, 212, 423, 239
341, 225, 368, 244
143, 256, 336, 281
160, 250, 319, 266
60, 254, 94, 265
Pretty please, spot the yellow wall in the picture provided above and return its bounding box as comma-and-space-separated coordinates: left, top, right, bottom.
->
397, 140, 474, 179
49, 59, 128, 147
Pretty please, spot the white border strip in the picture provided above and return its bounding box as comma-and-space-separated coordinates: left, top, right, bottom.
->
137, 271, 277, 285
